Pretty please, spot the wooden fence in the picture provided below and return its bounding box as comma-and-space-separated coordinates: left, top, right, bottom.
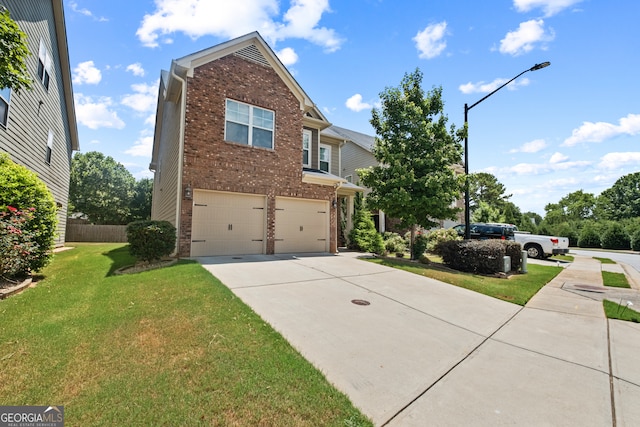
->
66, 223, 128, 243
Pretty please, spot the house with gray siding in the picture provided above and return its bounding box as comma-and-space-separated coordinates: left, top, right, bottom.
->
0, 0, 79, 245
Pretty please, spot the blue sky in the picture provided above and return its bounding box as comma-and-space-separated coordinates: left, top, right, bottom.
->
63, 0, 640, 215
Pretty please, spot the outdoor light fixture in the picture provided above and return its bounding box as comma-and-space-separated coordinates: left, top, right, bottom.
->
463, 62, 550, 239
184, 183, 193, 200
332, 198, 337, 209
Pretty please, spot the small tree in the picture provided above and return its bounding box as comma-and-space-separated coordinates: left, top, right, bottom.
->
0, 153, 57, 273
347, 193, 384, 254
359, 69, 463, 259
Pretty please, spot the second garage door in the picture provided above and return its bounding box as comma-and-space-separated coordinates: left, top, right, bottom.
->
275, 197, 329, 253
191, 191, 266, 257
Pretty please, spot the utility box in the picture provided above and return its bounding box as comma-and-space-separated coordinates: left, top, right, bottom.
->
502, 256, 511, 273
521, 250, 528, 273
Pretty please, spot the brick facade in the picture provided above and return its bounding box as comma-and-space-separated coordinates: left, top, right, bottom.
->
177, 54, 337, 256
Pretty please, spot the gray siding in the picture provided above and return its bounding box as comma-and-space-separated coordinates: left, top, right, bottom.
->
341, 141, 377, 192
151, 82, 181, 226
0, 0, 75, 245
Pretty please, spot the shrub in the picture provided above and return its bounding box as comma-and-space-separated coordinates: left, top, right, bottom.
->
601, 223, 631, 250
126, 220, 177, 262
348, 208, 384, 254
553, 223, 579, 247
426, 228, 461, 254
0, 207, 39, 279
438, 240, 517, 274
0, 153, 57, 273
382, 232, 406, 254
412, 233, 429, 260
631, 229, 640, 252
578, 227, 601, 248
503, 241, 523, 272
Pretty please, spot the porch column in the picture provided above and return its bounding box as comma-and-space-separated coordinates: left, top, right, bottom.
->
379, 210, 386, 233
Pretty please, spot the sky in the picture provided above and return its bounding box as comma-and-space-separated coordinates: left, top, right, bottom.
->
62, 0, 640, 215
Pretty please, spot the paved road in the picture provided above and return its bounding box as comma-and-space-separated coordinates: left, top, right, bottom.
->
570, 249, 640, 273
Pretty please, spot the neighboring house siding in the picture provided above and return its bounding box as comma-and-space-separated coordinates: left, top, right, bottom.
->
0, 0, 75, 245
151, 79, 182, 226
177, 53, 335, 256
341, 142, 377, 192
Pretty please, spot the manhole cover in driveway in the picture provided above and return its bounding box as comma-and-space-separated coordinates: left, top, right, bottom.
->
351, 299, 370, 306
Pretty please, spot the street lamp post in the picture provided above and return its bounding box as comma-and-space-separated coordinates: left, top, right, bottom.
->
463, 62, 550, 239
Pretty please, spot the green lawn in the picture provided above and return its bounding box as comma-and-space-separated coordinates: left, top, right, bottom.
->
0, 243, 371, 426
602, 270, 631, 288
603, 300, 640, 322
367, 258, 562, 306
594, 256, 616, 264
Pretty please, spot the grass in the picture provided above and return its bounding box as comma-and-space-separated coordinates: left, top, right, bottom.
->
367, 258, 562, 306
602, 271, 631, 288
550, 254, 574, 262
594, 256, 616, 264
603, 300, 640, 323
0, 243, 372, 426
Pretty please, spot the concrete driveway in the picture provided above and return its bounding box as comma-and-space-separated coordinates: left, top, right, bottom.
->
197, 252, 640, 426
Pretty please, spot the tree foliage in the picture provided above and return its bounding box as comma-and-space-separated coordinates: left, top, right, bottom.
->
70, 151, 136, 225
544, 190, 596, 224
359, 68, 463, 232
130, 178, 153, 222
0, 153, 56, 273
0, 7, 32, 92
595, 172, 640, 220
468, 172, 511, 213
347, 193, 384, 254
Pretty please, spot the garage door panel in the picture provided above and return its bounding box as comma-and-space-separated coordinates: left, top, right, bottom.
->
275, 198, 328, 253
191, 191, 265, 257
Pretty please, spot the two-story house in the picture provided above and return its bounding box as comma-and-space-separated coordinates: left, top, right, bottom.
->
0, 0, 79, 246
150, 32, 361, 257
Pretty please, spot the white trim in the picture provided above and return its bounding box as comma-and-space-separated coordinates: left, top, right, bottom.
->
225, 99, 274, 149
319, 143, 331, 173
302, 129, 311, 167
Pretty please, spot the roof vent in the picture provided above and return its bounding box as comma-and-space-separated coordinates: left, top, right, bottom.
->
234, 45, 271, 67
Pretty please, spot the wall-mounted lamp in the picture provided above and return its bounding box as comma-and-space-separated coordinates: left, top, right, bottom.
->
332, 198, 337, 209
184, 183, 193, 200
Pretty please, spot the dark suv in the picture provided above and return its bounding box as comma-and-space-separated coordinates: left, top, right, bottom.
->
453, 223, 515, 241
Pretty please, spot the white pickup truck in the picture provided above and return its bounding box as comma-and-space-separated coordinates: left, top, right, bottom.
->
514, 231, 570, 259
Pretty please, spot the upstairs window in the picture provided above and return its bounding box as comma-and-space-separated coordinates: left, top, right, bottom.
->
0, 87, 10, 127
45, 129, 54, 164
302, 129, 311, 166
37, 39, 52, 90
319, 144, 331, 173
225, 99, 274, 149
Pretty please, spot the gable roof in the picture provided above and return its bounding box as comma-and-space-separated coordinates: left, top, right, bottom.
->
173, 32, 328, 124
323, 125, 375, 152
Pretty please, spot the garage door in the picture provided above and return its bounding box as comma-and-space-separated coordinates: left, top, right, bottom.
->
275, 197, 329, 253
191, 191, 266, 256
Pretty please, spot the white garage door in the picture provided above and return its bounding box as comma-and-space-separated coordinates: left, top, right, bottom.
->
275, 197, 329, 253
191, 191, 266, 257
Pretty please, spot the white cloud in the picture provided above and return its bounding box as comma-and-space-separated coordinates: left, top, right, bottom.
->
136, 0, 343, 53
74, 94, 125, 130
72, 61, 102, 85
413, 22, 448, 59
563, 113, 640, 146
125, 130, 154, 157
345, 94, 372, 112
126, 63, 145, 77
121, 80, 159, 114
503, 158, 590, 175
459, 77, 530, 94
499, 19, 555, 56
598, 152, 640, 170
69, 1, 108, 21
276, 47, 298, 66
513, 0, 583, 17
510, 139, 547, 153
549, 152, 568, 163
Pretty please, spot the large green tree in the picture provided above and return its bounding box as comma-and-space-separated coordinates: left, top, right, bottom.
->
544, 190, 596, 224
129, 178, 153, 222
0, 7, 32, 92
358, 69, 463, 256
596, 172, 640, 220
70, 152, 135, 224
468, 172, 511, 213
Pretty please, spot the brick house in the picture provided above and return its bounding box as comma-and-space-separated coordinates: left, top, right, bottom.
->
0, 0, 79, 246
150, 32, 361, 257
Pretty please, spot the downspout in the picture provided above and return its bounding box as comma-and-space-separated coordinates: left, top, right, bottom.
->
171, 63, 187, 257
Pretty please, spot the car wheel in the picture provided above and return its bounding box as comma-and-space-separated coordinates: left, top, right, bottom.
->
526, 244, 544, 259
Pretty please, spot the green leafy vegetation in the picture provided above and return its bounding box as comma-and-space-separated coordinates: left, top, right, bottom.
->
0, 7, 33, 92
367, 258, 561, 305
126, 220, 176, 262
594, 257, 616, 264
0, 244, 371, 426
603, 300, 640, 323
602, 271, 630, 288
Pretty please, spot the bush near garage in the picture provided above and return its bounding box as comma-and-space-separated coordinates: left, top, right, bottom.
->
601, 222, 631, 250
412, 233, 429, 260
426, 227, 461, 254
126, 220, 176, 263
437, 239, 521, 274
578, 226, 601, 248
382, 232, 406, 254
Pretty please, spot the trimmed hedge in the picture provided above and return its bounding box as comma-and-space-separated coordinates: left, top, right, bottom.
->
126, 220, 176, 262
578, 227, 601, 248
601, 223, 630, 250
437, 239, 522, 274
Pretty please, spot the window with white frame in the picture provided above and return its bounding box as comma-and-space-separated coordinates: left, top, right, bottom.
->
302, 129, 311, 167
45, 129, 54, 164
0, 87, 10, 127
345, 175, 352, 183
319, 144, 331, 173
38, 40, 52, 90
225, 99, 274, 149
